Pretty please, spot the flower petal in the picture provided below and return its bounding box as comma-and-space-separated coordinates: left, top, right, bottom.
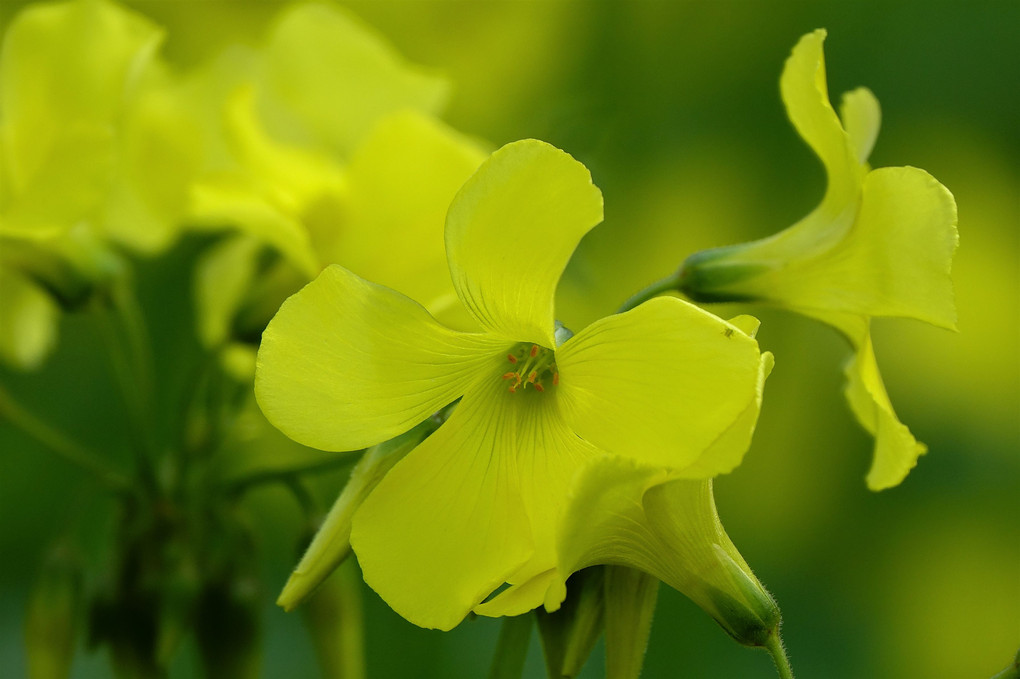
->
255, 264, 508, 451
350, 385, 533, 630
555, 297, 764, 474
262, 2, 447, 155
818, 313, 927, 490
840, 87, 881, 166
552, 457, 780, 646
781, 29, 863, 216
0, 0, 161, 191
446, 140, 604, 347
0, 267, 59, 370
320, 111, 487, 315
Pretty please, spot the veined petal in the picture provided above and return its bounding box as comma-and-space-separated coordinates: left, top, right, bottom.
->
262, 2, 447, 155
255, 264, 508, 452
350, 384, 532, 630
555, 297, 764, 474
0, 267, 60, 370
320, 111, 487, 314
817, 313, 927, 490
552, 457, 780, 646
446, 140, 604, 346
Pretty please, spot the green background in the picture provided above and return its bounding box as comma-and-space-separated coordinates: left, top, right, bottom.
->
1, 1, 1017, 677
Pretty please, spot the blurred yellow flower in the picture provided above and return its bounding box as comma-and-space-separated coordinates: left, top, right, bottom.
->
185, 2, 485, 375
678, 30, 958, 490
0, 0, 199, 368
255, 140, 770, 629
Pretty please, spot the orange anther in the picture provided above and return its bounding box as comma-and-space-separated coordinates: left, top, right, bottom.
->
502, 372, 516, 380
534, 383, 545, 392
528, 371, 537, 383
530, 345, 539, 357
507, 354, 518, 364
552, 372, 559, 386
508, 386, 516, 393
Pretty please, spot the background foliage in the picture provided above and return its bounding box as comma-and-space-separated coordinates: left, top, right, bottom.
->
1, 1, 1017, 677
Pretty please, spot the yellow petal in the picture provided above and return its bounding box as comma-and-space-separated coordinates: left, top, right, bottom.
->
446, 140, 603, 347
193, 234, 262, 348
262, 2, 447, 155
840, 87, 881, 165
0, 267, 60, 370
0, 0, 162, 191
553, 457, 780, 646
322, 111, 487, 314
189, 174, 319, 277
555, 297, 764, 474
350, 385, 532, 630
780, 29, 863, 217
818, 313, 927, 490
278, 423, 433, 612
255, 264, 507, 452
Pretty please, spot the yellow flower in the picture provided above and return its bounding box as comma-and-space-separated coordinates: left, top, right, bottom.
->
0, 0, 198, 367
185, 3, 483, 376
255, 140, 771, 630
677, 30, 958, 490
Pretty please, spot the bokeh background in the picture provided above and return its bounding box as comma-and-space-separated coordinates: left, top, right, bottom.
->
1, 1, 1017, 678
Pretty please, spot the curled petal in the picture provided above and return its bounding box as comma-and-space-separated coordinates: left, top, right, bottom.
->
255, 264, 508, 451
556, 297, 765, 474
446, 139, 604, 347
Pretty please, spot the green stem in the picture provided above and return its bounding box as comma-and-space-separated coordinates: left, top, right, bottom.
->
94, 296, 157, 487
764, 633, 795, 679
617, 271, 684, 313
0, 383, 131, 493
227, 452, 362, 494
488, 614, 533, 679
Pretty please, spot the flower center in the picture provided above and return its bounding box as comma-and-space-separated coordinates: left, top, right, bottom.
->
501, 343, 558, 394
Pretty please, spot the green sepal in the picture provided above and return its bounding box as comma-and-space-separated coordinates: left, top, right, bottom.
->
703, 545, 781, 648
603, 566, 659, 679
536, 567, 605, 679
676, 247, 771, 304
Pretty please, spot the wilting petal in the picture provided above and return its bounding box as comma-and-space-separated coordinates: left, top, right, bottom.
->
0, 267, 59, 370
551, 457, 780, 646
255, 264, 507, 451
817, 312, 927, 490
322, 111, 487, 313
350, 384, 532, 630
446, 140, 604, 347
262, 2, 447, 155
556, 297, 765, 474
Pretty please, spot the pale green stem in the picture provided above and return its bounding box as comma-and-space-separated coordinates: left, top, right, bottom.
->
488, 614, 532, 679
764, 633, 795, 679
617, 271, 684, 313
0, 383, 131, 493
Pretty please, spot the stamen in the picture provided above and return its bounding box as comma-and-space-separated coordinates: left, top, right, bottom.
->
508, 386, 516, 393
530, 345, 539, 357
502, 372, 516, 380
534, 383, 545, 392
552, 372, 559, 386
507, 354, 518, 364
528, 371, 537, 383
